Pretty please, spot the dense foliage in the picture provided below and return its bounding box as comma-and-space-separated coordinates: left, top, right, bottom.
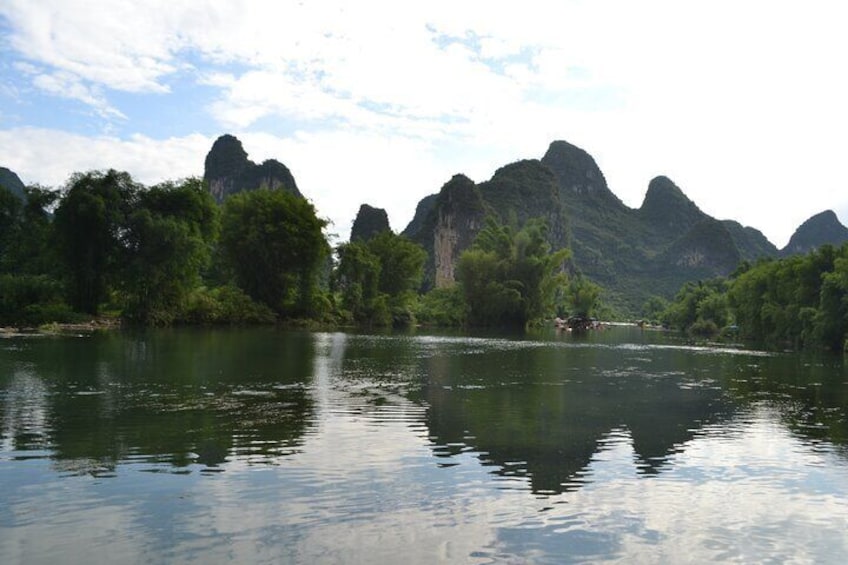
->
3, 162, 846, 349
565, 277, 603, 318
660, 278, 730, 337
53, 170, 140, 314
219, 189, 329, 318
121, 179, 219, 323
659, 244, 848, 351
49, 172, 220, 323
334, 231, 426, 326
728, 246, 847, 350
457, 216, 570, 327
1, 172, 240, 326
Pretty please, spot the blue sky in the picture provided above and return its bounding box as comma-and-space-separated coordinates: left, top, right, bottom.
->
1, 0, 847, 246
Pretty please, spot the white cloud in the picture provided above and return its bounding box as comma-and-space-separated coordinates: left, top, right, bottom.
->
2, 0, 848, 247
2, 0, 180, 92
0, 126, 456, 240
0, 127, 211, 187
30, 70, 127, 119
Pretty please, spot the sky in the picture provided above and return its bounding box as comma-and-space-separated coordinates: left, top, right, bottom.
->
1, 0, 846, 247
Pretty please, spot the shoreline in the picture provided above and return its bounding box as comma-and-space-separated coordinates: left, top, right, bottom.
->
1, 317, 121, 337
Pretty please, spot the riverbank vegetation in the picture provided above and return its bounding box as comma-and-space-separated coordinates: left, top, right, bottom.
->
0, 171, 585, 332
2, 171, 846, 352
655, 244, 848, 351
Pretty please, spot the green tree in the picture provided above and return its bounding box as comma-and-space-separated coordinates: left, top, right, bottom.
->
53, 170, 139, 314
366, 231, 426, 325
334, 231, 426, 326
121, 179, 219, 324
728, 246, 837, 348
813, 253, 848, 350
220, 189, 329, 317
457, 216, 569, 327
567, 277, 602, 318
0, 184, 78, 325
0, 185, 22, 270
16, 186, 60, 275
641, 295, 669, 324
662, 279, 729, 336
334, 240, 384, 324
727, 259, 774, 341
0, 184, 61, 276
457, 246, 520, 326
660, 243, 848, 350
416, 286, 467, 326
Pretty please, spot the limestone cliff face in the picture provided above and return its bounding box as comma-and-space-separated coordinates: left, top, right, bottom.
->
203, 134, 301, 203
541, 140, 626, 212
402, 194, 438, 241
542, 140, 609, 197
404, 163, 569, 290
401, 138, 844, 314
432, 175, 486, 288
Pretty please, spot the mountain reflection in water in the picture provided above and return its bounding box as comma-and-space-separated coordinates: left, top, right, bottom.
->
1, 326, 847, 563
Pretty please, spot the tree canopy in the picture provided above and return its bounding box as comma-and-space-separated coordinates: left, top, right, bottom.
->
53, 170, 139, 314
121, 179, 219, 323
219, 188, 329, 318
334, 231, 426, 326
658, 243, 848, 351
457, 216, 570, 327
5, 162, 847, 350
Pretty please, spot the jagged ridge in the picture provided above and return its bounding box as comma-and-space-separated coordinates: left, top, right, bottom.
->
402, 139, 848, 314
203, 134, 301, 203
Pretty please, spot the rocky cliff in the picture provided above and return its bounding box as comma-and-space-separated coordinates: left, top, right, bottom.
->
404, 161, 568, 290
350, 204, 391, 241
0, 167, 26, 200
541, 140, 623, 208
402, 194, 438, 241
203, 134, 301, 203
403, 139, 818, 314
405, 174, 487, 289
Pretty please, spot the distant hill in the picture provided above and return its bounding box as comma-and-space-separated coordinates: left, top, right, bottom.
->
638, 176, 705, 234
781, 210, 848, 256
404, 160, 568, 289
721, 220, 779, 261
0, 167, 26, 200
658, 218, 741, 278
350, 204, 391, 241
402, 193, 438, 240
402, 140, 848, 315
203, 134, 301, 203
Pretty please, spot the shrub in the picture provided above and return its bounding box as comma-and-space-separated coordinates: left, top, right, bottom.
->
180, 285, 276, 325
0, 274, 76, 325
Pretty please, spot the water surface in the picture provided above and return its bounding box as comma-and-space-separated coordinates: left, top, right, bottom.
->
1, 326, 847, 563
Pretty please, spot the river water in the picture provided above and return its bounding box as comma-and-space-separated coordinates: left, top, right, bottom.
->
1, 326, 847, 563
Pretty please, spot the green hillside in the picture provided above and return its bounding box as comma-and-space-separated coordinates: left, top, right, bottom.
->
402, 139, 836, 316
